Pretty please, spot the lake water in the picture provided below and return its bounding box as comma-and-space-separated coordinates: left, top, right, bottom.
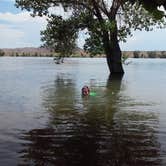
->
0, 57, 166, 165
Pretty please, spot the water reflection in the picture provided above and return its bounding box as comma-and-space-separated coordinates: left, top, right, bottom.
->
19, 74, 161, 166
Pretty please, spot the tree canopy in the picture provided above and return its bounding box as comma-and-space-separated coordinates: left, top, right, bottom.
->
41, 15, 78, 57
131, 0, 166, 11
15, 0, 166, 74
129, 0, 166, 19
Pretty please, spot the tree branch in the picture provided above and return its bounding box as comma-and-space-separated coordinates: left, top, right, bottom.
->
109, 0, 122, 19
98, 0, 110, 17
91, 0, 104, 22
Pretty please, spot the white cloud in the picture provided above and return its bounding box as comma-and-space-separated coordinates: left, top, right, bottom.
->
0, 12, 47, 24
77, 30, 89, 48
0, 24, 25, 47
48, 5, 73, 19
0, 12, 32, 22
0, 24, 24, 38
1, 0, 14, 1
120, 28, 166, 51
1, 7, 166, 50
0, 12, 47, 48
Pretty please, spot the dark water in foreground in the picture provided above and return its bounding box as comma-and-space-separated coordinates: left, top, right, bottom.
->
0, 57, 166, 166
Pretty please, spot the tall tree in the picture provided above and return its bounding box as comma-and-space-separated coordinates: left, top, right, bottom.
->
41, 15, 78, 63
16, 0, 166, 75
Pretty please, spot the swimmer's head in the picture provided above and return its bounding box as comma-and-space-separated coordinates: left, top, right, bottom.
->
82, 86, 90, 96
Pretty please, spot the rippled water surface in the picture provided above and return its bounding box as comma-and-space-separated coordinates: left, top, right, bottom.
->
0, 57, 166, 166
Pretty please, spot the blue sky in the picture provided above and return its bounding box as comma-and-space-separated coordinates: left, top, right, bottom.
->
0, 0, 166, 50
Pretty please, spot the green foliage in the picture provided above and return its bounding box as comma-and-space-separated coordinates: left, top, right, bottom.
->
122, 53, 129, 63
119, 1, 166, 42
128, 0, 166, 19
15, 0, 166, 57
41, 15, 78, 58
84, 31, 104, 56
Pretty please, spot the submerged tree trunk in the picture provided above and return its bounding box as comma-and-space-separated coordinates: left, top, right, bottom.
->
106, 41, 124, 75
103, 22, 124, 75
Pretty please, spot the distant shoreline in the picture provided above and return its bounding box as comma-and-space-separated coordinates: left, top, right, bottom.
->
1, 47, 166, 58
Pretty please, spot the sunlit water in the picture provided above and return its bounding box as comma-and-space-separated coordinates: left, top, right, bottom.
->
0, 57, 166, 166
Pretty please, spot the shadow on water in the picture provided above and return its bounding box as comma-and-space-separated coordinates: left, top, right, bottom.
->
18, 74, 161, 166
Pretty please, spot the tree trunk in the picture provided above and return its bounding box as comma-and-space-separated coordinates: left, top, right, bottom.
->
103, 22, 124, 76
106, 41, 124, 75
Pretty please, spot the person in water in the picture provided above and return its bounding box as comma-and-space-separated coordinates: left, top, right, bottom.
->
82, 86, 90, 96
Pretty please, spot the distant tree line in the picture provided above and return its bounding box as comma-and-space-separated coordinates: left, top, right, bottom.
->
0, 50, 85, 57
1, 49, 166, 58
0, 51, 55, 57
12, 52, 55, 57
132, 51, 166, 58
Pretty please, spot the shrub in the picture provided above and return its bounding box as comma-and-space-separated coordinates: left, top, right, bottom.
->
133, 51, 140, 58
0, 49, 5, 56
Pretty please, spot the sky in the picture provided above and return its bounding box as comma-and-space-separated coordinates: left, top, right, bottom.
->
1, 0, 166, 50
